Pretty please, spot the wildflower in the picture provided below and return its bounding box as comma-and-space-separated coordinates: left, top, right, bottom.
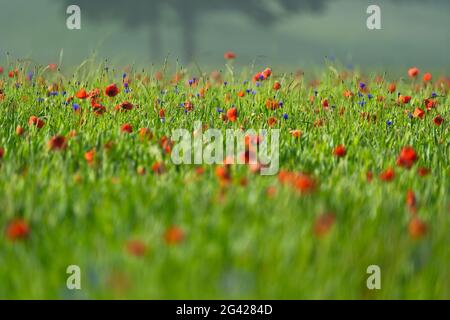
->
76, 89, 88, 99
388, 83, 396, 93
380, 167, 395, 182
433, 115, 443, 126
152, 161, 165, 175
412, 108, 425, 119
0, 147, 4, 159
115, 101, 134, 111
283, 113, 288, 120
267, 117, 277, 127
48, 135, 67, 151
293, 173, 316, 194
48, 63, 58, 71
164, 226, 185, 245
72, 103, 80, 111
84, 149, 96, 165
224, 51, 236, 60
105, 84, 119, 97
408, 217, 427, 239
28, 116, 45, 129
396, 146, 418, 169
417, 167, 430, 177
5, 218, 30, 241
406, 190, 416, 212
422, 72, 432, 82
215, 165, 231, 185
125, 240, 147, 257
120, 123, 133, 133
158, 108, 165, 119
314, 213, 336, 237
333, 145, 346, 158
237, 91, 245, 98
290, 129, 301, 138
273, 82, 281, 90
408, 67, 420, 78
227, 107, 238, 122
16, 126, 24, 136
366, 171, 373, 183
343, 90, 353, 98
398, 95, 411, 104
92, 103, 106, 116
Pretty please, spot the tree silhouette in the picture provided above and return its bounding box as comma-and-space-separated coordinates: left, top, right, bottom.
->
63, 0, 330, 62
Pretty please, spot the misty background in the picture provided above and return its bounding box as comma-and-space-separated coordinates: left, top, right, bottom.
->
0, 0, 449, 73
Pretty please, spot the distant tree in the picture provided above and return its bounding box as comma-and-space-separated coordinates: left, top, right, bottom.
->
62, 0, 330, 62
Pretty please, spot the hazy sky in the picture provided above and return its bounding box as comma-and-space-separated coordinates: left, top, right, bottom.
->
0, 0, 449, 72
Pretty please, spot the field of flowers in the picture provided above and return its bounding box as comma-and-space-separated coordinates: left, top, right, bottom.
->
0, 58, 448, 299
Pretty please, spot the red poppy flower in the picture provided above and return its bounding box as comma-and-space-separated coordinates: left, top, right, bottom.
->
48, 135, 67, 151
184, 100, 194, 112
380, 167, 395, 182
333, 145, 346, 158
0, 147, 4, 159
227, 107, 238, 122
262, 68, 272, 79
28, 116, 45, 129
76, 89, 88, 99
366, 171, 373, 183
422, 72, 432, 82
413, 108, 425, 119
8, 71, 15, 78
115, 101, 134, 111
158, 108, 165, 119
396, 146, 418, 169
224, 51, 236, 60
290, 129, 301, 138
433, 115, 443, 126
293, 173, 316, 194
388, 83, 396, 93
6, 218, 30, 241
105, 84, 119, 97
398, 95, 411, 104
322, 99, 329, 108
215, 165, 231, 185
408, 67, 419, 78
273, 82, 281, 90
0, 66, 3, 74
120, 123, 133, 133
314, 212, 336, 237
164, 226, 184, 245
237, 91, 245, 98
408, 217, 427, 239
406, 190, 416, 209
16, 126, 24, 136
92, 103, 106, 116
343, 90, 353, 98
152, 161, 165, 174
84, 149, 96, 165
267, 117, 277, 127
417, 167, 430, 177
125, 240, 147, 257
48, 63, 58, 71
424, 99, 436, 110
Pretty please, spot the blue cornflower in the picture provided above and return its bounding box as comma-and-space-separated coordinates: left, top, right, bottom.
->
122, 73, 127, 79
216, 107, 224, 113
431, 92, 437, 98
358, 100, 365, 107
283, 113, 288, 120
124, 82, 129, 88
358, 92, 363, 98
386, 120, 392, 126
256, 82, 261, 87
251, 90, 257, 95
224, 81, 228, 86
367, 94, 373, 99
359, 82, 366, 89
72, 103, 80, 111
